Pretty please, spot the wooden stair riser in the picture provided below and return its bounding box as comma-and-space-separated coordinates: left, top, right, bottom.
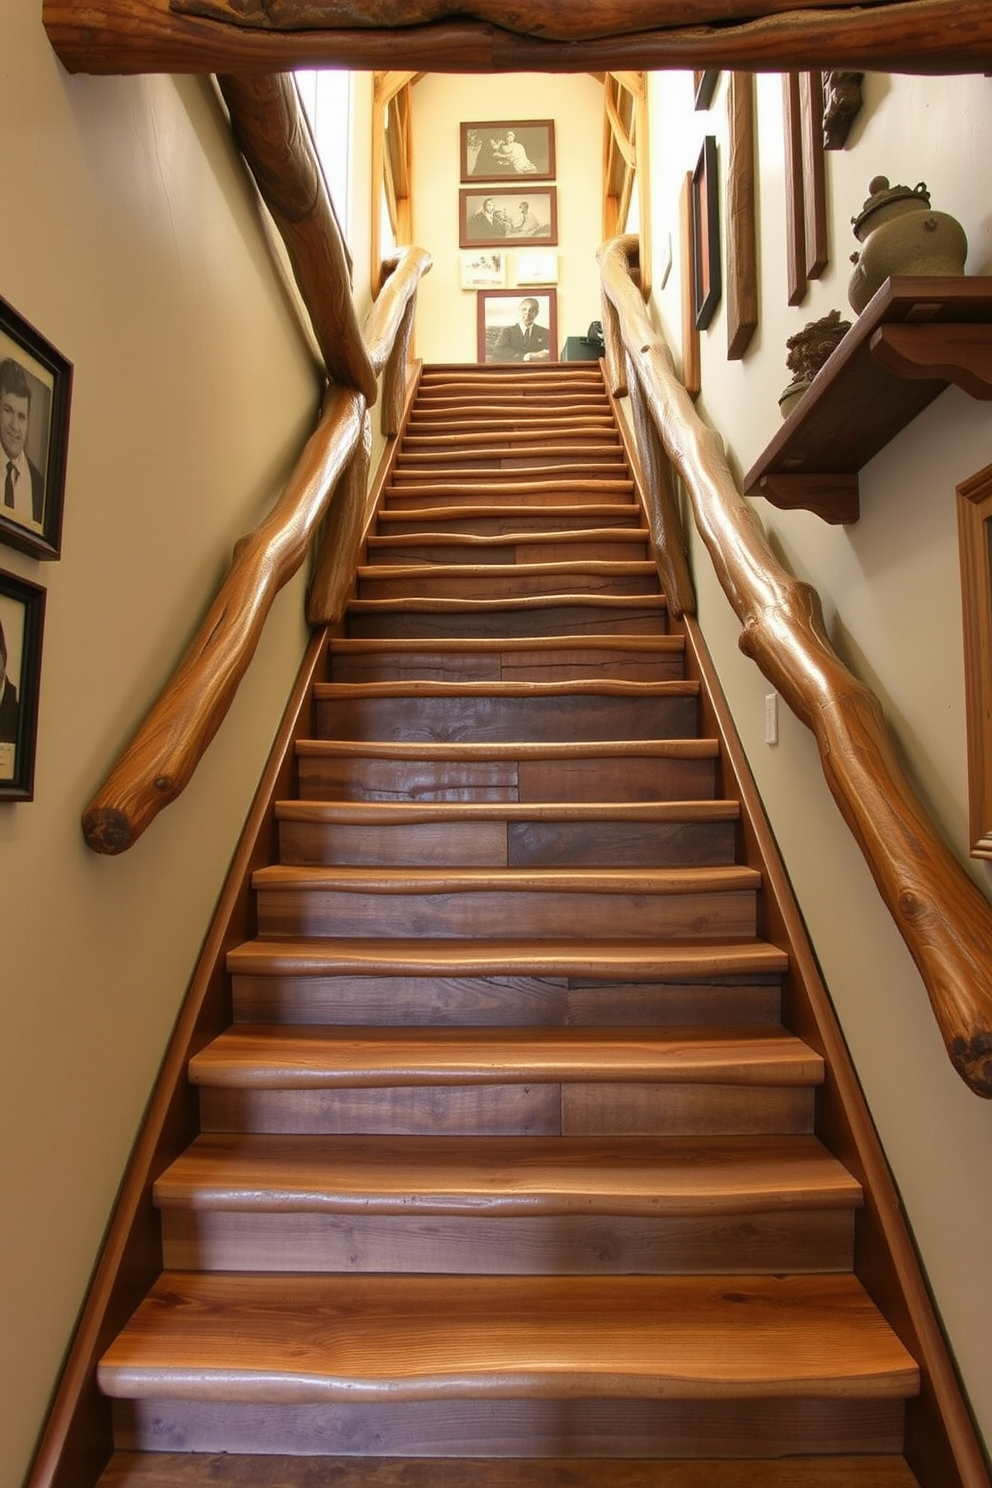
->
276, 815, 738, 869
345, 599, 670, 640
252, 881, 759, 941
389, 461, 629, 483
295, 747, 720, 804
230, 971, 784, 1029
355, 565, 658, 602
160, 1207, 855, 1276
376, 506, 647, 535
363, 535, 650, 566
111, 1395, 908, 1460
198, 1080, 817, 1138
95, 1454, 926, 1486
326, 642, 684, 686
313, 691, 698, 745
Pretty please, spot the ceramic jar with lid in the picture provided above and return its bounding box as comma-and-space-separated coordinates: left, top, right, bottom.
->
848, 175, 967, 313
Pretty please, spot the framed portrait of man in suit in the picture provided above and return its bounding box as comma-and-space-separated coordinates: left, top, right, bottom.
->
477, 289, 558, 366
0, 295, 73, 562
0, 568, 45, 801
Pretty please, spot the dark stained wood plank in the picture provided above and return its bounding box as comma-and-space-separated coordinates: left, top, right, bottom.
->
726, 71, 758, 359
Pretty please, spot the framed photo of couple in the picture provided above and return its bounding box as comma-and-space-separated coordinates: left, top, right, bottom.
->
0, 294, 72, 561
459, 189, 559, 250
460, 120, 556, 183
0, 568, 45, 801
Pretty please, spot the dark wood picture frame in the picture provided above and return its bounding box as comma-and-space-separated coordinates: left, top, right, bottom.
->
0, 567, 45, 801
694, 70, 720, 110
477, 288, 558, 365
957, 463, 992, 860
460, 120, 556, 183
0, 295, 72, 562
692, 136, 722, 331
459, 188, 559, 249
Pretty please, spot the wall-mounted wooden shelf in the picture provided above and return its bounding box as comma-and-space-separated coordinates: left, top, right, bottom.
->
743, 276, 992, 523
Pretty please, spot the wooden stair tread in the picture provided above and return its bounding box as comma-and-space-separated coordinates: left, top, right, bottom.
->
251, 863, 759, 894
274, 800, 739, 825
295, 738, 720, 760
366, 528, 647, 549
385, 479, 635, 498
328, 634, 679, 654
344, 592, 668, 613
376, 503, 640, 522
187, 1024, 822, 1088
396, 444, 623, 460
313, 678, 695, 700
153, 1133, 861, 1215
226, 936, 789, 978
357, 561, 657, 579
96, 1453, 925, 1487
96, 1272, 918, 1403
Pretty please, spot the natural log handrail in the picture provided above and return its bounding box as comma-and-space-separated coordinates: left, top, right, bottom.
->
41, 0, 992, 76
81, 62, 432, 853
599, 233, 992, 1099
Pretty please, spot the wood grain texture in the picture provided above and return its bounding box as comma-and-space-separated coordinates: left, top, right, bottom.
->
82, 389, 364, 854
96, 1453, 925, 1486
599, 234, 992, 1100
42, 0, 992, 75
96, 1272, 918, 1402
218, 72, 376, 402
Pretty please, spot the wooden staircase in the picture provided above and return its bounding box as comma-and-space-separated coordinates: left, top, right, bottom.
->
94, 363, 952, 1485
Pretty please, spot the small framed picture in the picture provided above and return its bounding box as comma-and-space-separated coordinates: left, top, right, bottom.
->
460, 249, 507, 290
0, 295, 72, 561
692, 135, 722, 330
460, 120, 556, 183
0, 568, 46, 801
694, 70, 720, 110
514, 249, 559, 286
460, 188, 558, 249
477, 288, 558, 366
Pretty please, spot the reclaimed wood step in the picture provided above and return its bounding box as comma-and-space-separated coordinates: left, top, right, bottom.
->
396, 438, 622, 460
295, 738, 721, 803
95, 1452, 925, 1487
355, 560, 659, 602
97, 1273, 918, 1415
227, 936, 787, 1028
345, 594, 669, 640
154, 1132, 860, 1276
313, 680, 698, 745
327, 634, 682, 684
375, 503, 645, 535
250, 861, 760, 940
405, 415, 619, 439
383, 479, 636, 506
364, 530, 649, 566
390, 460, 628, 484
274, 799, 738, 868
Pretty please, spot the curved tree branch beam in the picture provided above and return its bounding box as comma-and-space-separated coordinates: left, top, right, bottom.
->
82, 387, 365, 855
43, 0, 992, 75
599, 234, 992, 1100
218, 72, 377, 405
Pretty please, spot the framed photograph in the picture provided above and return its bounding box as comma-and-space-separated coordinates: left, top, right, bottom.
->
0, 568, 45, 801
460, 120, 556, 183
514, 249, 559, 286
692, 136, 722, 330
477, 289, 558, 365
460, 249, 507, 290
459, 188, 558, 249
0, 295, 72, 561
957, 463, 992, 859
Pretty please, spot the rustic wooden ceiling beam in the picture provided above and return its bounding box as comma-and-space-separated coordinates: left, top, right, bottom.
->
42, 0, 992, 74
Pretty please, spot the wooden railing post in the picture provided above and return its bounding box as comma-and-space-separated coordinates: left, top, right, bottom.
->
599, 232, 992, 1099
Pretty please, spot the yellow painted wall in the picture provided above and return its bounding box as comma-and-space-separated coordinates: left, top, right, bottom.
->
645, 68, 992, 1451
0, 5, 326, 1481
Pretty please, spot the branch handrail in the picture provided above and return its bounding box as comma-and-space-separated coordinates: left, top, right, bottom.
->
81, 64, 432, 855
599, 232, 992, 1099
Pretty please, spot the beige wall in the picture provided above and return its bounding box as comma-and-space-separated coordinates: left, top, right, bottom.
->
0, 5, 326, 1482
645, 68, 992, 1449
410, 74, 606, 365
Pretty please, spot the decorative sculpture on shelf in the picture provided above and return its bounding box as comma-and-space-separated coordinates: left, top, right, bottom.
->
778, 308, 852, 418
848, 176, 967, 313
